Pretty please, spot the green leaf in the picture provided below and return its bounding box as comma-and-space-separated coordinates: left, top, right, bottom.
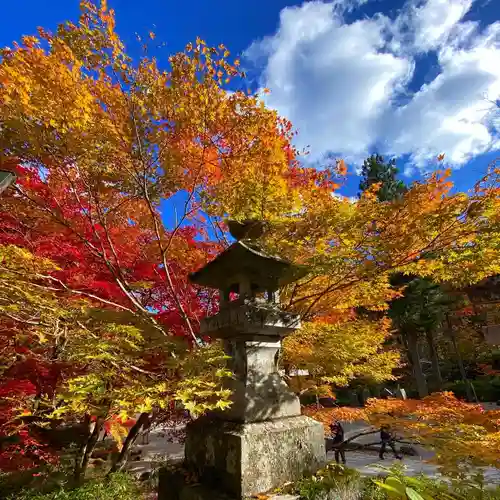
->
386, 477, 406, 496
405, 487, 428, 500
404, 477, 426, 488
373, 481, 405, 498
215, 399, 232, 410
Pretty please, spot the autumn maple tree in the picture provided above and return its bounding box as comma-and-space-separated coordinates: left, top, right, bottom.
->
304, 393, 500, 475
0, 0, 296, 476
276, 164, 500, 399
0, 230, 231, 476
2, 0, 500, 482
282, 316, 400, 399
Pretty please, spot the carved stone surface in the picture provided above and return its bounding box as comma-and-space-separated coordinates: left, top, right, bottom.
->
200, 301, 301, 339
214, 340, 301, 423
184, 416, 326, 498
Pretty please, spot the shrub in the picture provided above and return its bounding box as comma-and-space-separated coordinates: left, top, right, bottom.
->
8, 472, 142, 500
282, 462, 500, 500
372, 465, 500, 500
278, 463, 362, 500
443, 377, 500, 402
360, 478, 387, 500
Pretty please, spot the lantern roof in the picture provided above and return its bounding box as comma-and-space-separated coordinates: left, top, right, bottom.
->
189, 240, 307, 293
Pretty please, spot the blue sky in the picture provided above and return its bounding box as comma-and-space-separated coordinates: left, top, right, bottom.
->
1, 0, 499, 199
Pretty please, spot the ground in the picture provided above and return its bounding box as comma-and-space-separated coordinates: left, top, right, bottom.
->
125, 422, 500, 485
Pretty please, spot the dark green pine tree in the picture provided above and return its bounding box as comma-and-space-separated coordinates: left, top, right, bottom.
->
358, 154, 407, 202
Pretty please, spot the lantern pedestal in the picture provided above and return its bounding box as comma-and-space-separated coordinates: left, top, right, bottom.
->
184, 416, 324, 498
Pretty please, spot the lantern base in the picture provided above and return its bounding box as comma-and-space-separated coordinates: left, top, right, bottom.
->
183, 415, 326, 499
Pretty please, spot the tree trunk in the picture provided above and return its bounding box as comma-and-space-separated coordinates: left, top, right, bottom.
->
401, 332, 414, 373
405, 330, 428, 398
425, 329, 443, 390
451, 332, 475, 402
401, 333, 411, 366
74, 414, 91, 483
108, 412, 150, 474
446, 315, 476, 402
297, 373, 303, 394
74, 415, 104, 483
80, 417, 104, 480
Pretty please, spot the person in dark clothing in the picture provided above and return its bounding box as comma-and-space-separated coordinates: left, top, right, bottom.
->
379, 424, 402, 460
330, 420, 346, 464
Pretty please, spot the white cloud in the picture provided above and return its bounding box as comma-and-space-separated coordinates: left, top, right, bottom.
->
331, 192, 358, 203
392, 0, 474, 54
387, 27, 500, 165
245, 0, 500, 170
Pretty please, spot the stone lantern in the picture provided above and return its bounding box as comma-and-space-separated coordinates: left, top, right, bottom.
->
182, 220, 326, 499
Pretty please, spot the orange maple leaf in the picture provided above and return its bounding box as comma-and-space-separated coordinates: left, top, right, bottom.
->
336, 159, 347, 176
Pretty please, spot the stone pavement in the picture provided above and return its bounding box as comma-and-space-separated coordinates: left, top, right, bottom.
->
125, 426, 500, 486
332, 450, 500, 484
125, 429, 183, 477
